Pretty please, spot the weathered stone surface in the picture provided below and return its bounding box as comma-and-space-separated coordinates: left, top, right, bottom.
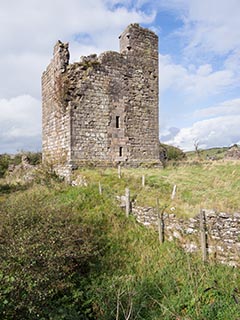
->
5, 157, 36, 184
234, 212, 240, 218
42, 24, 161, 175
225, 145, 240, 159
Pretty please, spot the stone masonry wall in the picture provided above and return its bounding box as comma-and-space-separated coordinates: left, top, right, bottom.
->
132, 206, 240, 267
42, 41, 71, 171
68, 55, 113, 163
42, 24, 160, 172
119, 24, 159, 162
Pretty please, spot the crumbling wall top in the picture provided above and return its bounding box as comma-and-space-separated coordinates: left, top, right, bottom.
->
53, 40, 70, 73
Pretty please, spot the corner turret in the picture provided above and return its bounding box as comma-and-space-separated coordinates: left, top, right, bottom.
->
119, 23, 158, 60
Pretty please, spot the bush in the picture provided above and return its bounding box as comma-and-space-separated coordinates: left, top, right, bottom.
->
159, 143, 186, 163
0, 154, 11, 178
23, 151, 42, 166
0, 186, 102, 319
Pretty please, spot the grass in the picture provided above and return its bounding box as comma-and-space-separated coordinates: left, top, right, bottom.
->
186, 147, 229, 161
0, 183, 239, 319
72, 160, 240, 215
0, 159, 240, 318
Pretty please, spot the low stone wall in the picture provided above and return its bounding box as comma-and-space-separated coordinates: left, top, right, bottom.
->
132, 207, 240, 267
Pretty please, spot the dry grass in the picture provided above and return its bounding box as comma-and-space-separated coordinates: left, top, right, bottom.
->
74, 160, 240, 215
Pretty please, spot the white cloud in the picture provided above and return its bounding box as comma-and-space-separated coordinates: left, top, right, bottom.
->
0, 95, 41, 153
160, 54, 236, 97
196, 64, 212, 76
159, 0, 240, 56
185, 0, 240, 55
0, 52, 48, 100
0, 0, 155, 153
165, 115, 240, 151
1, 0, 240, 153
158, 0, 240, 151
162, 98, 240, 151
0, 0, 155, 99
194, 98, 240, 119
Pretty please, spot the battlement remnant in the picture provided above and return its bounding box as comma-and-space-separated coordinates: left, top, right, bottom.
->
42, 23, 160, 174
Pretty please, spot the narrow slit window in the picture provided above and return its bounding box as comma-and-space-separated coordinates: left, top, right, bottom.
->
116, 116, 120, 128
119, 147, 123, 157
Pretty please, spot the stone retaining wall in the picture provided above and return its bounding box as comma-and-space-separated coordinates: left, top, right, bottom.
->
132, 206, 240, 267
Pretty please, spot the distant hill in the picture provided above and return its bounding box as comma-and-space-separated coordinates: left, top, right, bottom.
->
186, 146, 229, 161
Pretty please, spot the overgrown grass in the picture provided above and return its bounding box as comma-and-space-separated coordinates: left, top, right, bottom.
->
0, 161, 240, 319
0, 182, 239, 319
74, 161, 240, 215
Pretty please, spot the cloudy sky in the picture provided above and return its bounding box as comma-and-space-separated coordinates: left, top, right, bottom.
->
1, 0, 240, 153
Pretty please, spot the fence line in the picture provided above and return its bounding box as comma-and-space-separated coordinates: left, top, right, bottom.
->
156, 199, 164, 244
118, 165, 121, 179
98, 181, 102, 195
142, 175, 145, 187
171, 184, 177, 200
199, 209, 208, 263
125, 188, 130, 217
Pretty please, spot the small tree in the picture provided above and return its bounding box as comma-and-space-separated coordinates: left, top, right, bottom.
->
194, 140, 201, 159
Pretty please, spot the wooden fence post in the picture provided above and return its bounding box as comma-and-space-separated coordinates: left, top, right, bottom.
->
118, 165, 121, 179
142, 175, 145, 187
171, 185, 177, 200
98, 181, 102, 195
125, 188, 130, 217
199, 209, 208, 263
156, 199, 164, 244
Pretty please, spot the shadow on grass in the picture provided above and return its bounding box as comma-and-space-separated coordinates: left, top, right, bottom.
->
0, 183, 29, 195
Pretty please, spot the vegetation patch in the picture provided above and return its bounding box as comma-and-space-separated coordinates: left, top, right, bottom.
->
0, 152, 239, 319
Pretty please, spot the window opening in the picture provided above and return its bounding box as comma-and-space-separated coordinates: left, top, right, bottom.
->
119, 147, 123, 157
116, 116, 120, 128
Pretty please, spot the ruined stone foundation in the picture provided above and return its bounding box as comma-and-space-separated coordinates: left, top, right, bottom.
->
42, 23, 160, 174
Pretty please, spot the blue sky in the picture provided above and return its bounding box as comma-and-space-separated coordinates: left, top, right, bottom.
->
1, 0, 240, 152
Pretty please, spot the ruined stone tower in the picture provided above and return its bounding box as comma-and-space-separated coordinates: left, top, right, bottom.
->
42, 24, 160, 173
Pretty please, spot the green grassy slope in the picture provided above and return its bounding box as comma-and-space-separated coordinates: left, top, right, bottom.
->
0, 174, 239, 319
186, 147, 229, 161
76, 162, 240, 215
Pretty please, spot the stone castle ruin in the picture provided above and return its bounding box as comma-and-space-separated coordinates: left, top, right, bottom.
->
42, 24, 160, 173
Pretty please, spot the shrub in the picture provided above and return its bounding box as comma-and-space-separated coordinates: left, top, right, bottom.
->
0, 186, 101, 319
0, 154, 11, 178
160, 143, 186, 163
24, 151, 42, 165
